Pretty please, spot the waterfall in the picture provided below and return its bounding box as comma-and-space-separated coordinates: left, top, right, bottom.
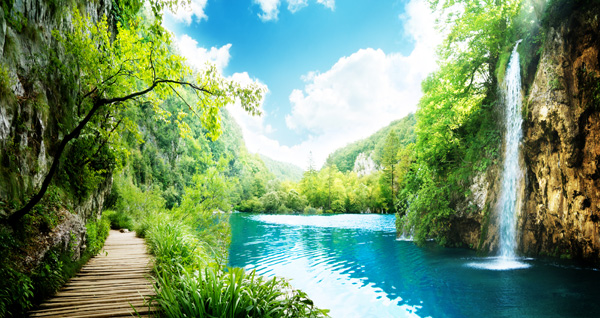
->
466, 40, 531, 270
498, 40, 523, 259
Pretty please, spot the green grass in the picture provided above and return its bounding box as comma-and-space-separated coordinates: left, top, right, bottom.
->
144, 212, 329, 318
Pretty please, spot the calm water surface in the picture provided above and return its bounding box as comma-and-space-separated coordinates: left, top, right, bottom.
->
228, 213, 600, 318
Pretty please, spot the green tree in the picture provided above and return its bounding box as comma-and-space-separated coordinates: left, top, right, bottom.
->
174, 156, 233, 255
8, 8, 262, 224
380, 131, 401, 213
397, 0, 521, 243
284, 189, 307, 212
261, 192, 283, 213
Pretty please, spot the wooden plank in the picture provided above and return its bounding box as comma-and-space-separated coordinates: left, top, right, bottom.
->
29, 230, 158, 317
54, 288, 154, 297
68, 274, 153, 281
32, 307, 155, 318
30, 301, 150, 316
40, 295, 153, 307
62, 284, 151, 290
64, 278, 150, 286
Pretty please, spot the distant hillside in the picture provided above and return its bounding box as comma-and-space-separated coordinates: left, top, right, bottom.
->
259, 154, 304, 182
324, 113, 416, 172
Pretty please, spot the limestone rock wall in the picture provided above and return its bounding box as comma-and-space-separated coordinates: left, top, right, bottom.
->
447, 5, 600, 264
0, 0, 113, 267
521, 7, 600, 262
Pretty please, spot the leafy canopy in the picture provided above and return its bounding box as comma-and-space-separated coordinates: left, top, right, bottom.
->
55, 8, 263, 142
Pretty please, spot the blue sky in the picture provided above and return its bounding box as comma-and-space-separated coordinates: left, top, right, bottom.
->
164, 0, 440, 169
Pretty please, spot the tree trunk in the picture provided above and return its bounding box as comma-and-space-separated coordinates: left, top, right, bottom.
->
7, 100, 104, 225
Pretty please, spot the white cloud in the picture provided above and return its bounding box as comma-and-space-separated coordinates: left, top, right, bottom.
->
254, 0, 334, 21
254, 0, 280, 21
287, 0, 308, 13
174, 34, 232, 73
231, 0, 440, 169
167, 0, 208, 25
226, 72, 272, 136
285, 48, 421, 136
165, 0, 440, 170
284, 0, 441, 138
316, 0, 335, 10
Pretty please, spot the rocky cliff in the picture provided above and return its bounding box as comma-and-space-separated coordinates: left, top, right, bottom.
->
521, 5, 600, 262
0, 0, 113, 270
448, 4, 600, 264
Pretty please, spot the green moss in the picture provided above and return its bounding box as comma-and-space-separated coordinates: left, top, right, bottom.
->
560, 253, 572, 260
576, 65, 600, 110
477, 203, 491, 252
495, 49, 512, 84
0, 63, 11, 97
522, 99, 530, 120
549, 76, 563, 91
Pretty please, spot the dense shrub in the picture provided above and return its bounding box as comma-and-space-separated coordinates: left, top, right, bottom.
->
145, 213, 329, 318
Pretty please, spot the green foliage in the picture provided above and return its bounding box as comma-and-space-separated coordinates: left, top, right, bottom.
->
146, 215, 209, 273
30, 249, 66, 303
576, 64, 600, 110
59, 136, 118, 200
379, 131, 402, 213
102, 209, 133, 230
262, 191, 285, 213
259, 154, 304, 182
114, 175, 166, 224
173, 160, 233, 257
4, 8, 28, 33
294, 165, 385, 214
155, 265, 327, 318
394, 0, 525, 243
0, 225, 33, 317
237, 197, 265, 213
0, 266, 33, 317
85, 216, 111, 255
145, 211, 328, 318
0, 63, 11, 98
325, 114, 416, 172
52, 7, 260, 142
0, 212, 111, 317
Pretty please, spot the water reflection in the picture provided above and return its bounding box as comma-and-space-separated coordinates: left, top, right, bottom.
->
228, 213, 600, 318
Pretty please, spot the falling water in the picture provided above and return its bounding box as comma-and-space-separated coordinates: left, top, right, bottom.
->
498, 40, 523, 260
467, 40, 530, 270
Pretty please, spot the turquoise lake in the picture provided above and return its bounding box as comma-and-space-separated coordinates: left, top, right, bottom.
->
228, 213, 600, 318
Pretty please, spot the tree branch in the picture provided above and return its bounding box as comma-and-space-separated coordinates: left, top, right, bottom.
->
82, 118, 123, 166
8, 97, 105, 225
7, 78, 215, 225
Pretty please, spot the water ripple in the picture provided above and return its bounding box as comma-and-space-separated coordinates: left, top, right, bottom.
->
229, 213, 600, 318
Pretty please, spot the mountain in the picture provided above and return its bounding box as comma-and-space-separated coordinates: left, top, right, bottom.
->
259, 154, 304, 182
324, 113, 416, 172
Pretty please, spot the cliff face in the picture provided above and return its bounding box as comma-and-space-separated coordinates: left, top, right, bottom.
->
521, 6, 600, 261
448, 5, 600, 264
0, 0, 113, 268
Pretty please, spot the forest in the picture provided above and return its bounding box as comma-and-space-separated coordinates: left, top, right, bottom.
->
1, 0, 599, 316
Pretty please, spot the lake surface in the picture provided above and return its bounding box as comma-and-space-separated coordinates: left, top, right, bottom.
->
228, 213, 600, 318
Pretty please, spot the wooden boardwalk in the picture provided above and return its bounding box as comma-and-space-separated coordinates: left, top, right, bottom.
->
30, 230, 156, 318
